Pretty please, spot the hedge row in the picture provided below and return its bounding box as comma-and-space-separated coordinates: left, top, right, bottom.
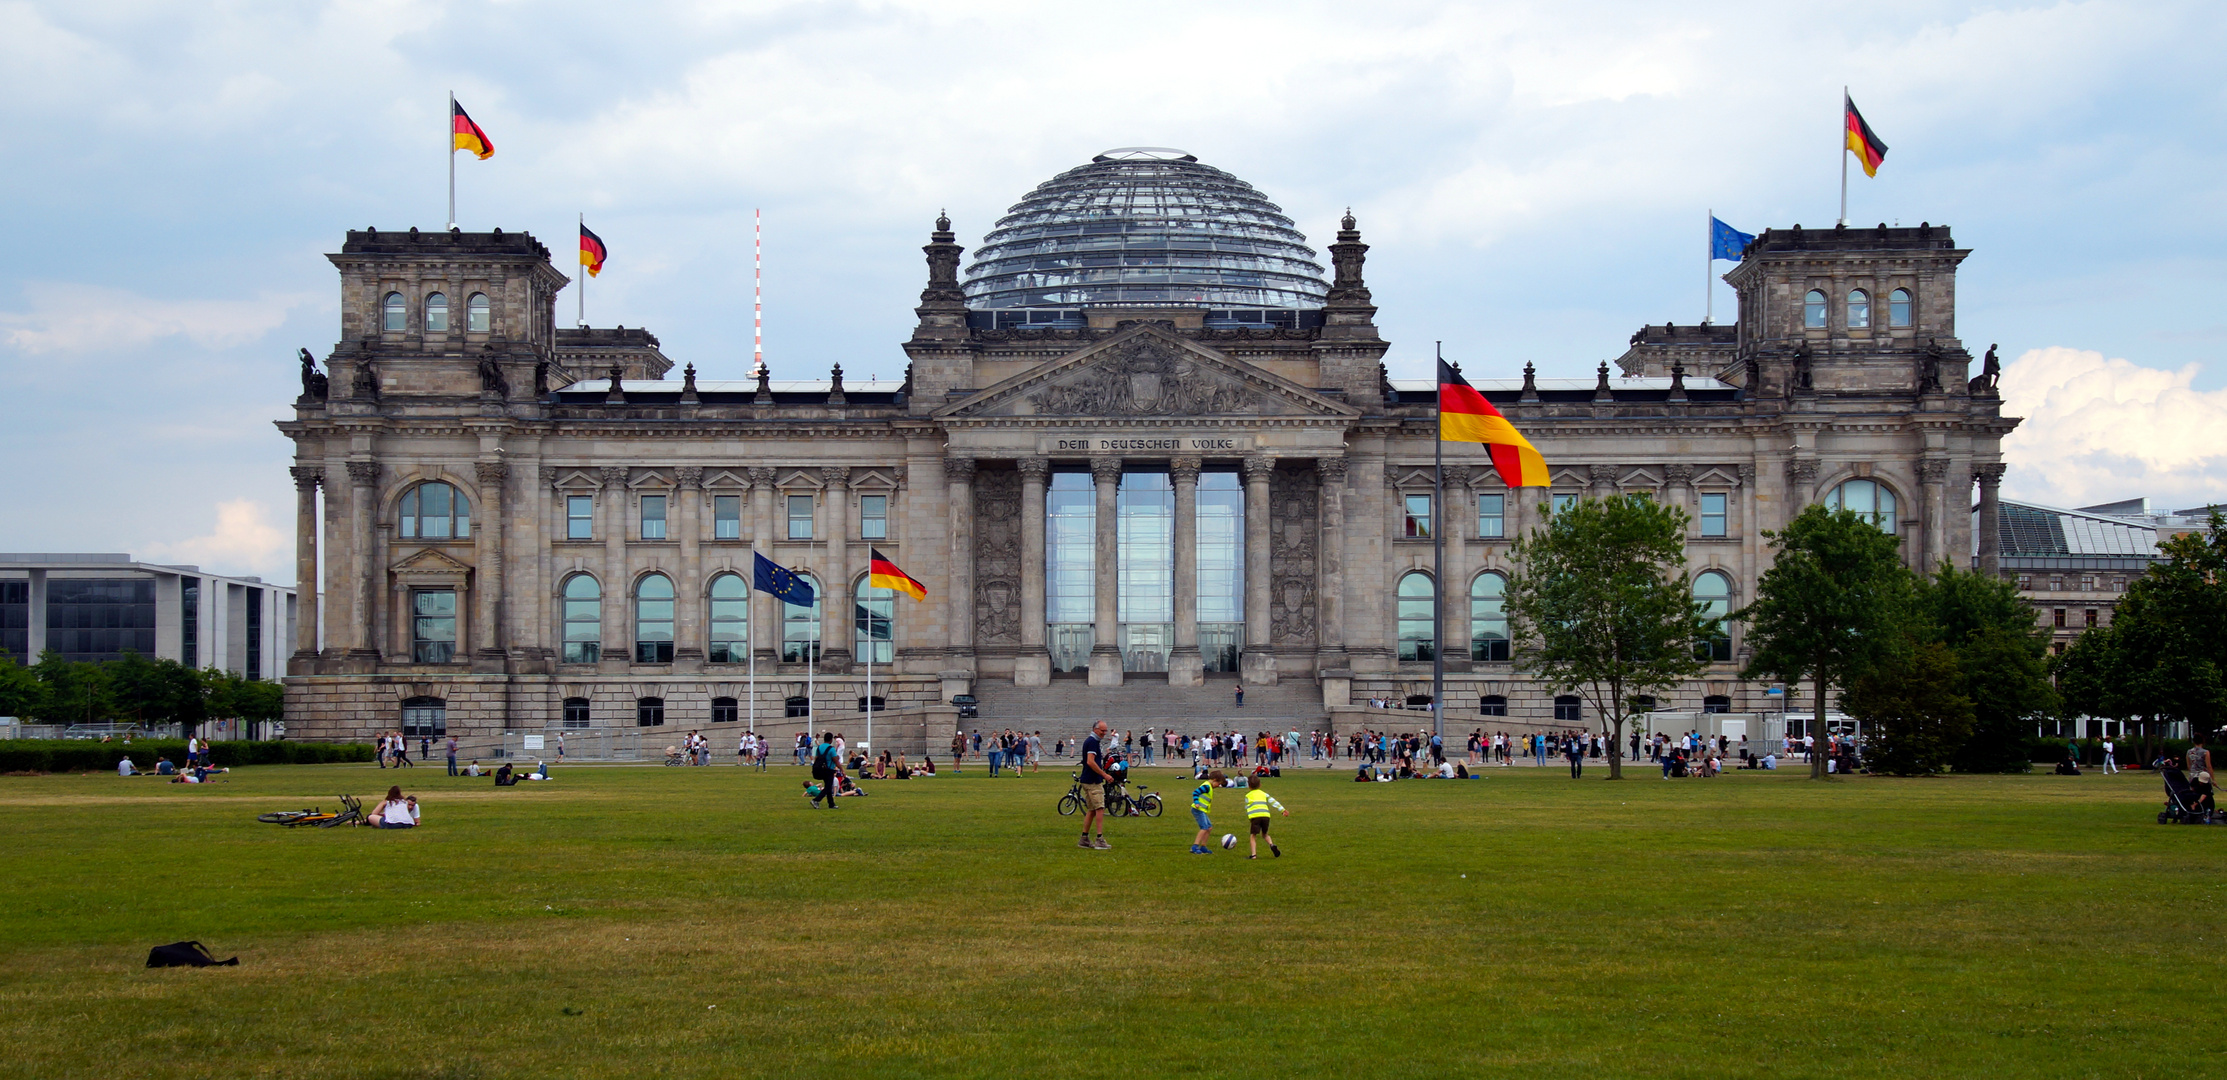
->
0, 739, 375, 773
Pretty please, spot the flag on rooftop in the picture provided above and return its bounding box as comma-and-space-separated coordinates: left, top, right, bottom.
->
1710, 216, 1754, 262
1437, 358, 1547, 487
1844, 93, 1888, 178
580, 224, 607, 278
451, 99, 493, 160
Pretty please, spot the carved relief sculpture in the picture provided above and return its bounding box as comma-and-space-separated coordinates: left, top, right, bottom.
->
1027, 337, 1263, 416
1268, 464, 1319, 647
971, 465, 1023, 645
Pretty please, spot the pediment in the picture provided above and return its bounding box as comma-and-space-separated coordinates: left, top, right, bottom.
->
389, 548, 473, 576
937, 324, 1358, 421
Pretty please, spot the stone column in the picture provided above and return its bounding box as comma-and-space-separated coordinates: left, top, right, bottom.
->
675, 466, 705, 664
945, 456, 978, 674
1442, 463, 1472, 671
1087, 456, 1124, 686
473, 460, 508, 668
1588, 463, 1617, 501
821, 466, 854, 672
345, 460, 379, 659
1015, 458, 1051, 686
1918, 458, 1949, 572
1167, 456, 1203, 687
1786, 459, 1819, 509
1240, 454, 1276, 685
1663, 464, 1695, 537
290, 466, 322, 659
1974, 463, 2005, 576
599, 465, 629, 670
748, 466, 778, 663
1315, 456, 1348, 672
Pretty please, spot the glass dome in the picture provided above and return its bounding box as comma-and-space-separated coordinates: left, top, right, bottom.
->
962, 148, 1328, 313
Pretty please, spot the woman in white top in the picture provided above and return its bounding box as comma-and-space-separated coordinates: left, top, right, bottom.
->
371, 785, 417, 828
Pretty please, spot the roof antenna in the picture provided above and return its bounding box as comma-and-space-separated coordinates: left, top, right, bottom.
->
753, 208, 765, 376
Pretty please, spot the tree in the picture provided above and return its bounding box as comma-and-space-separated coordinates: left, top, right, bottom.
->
1738, 505, 1913, 779
1503, 494, 1712, 780
1919, 565, 2056, 773
0, 650, 46, 719
2055, 514, 2227, 757
1845, 640, 1974, 775
30, 651, 114, 725
233, 679, 285, 738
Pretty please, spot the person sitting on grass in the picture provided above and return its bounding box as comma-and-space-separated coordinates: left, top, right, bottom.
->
494, 762, 517, 787
369, 786, 418, 828
117, 756, 137, 776
916, 756, 936, 777
155, 757, 175, 775
465, 760, 483, 777
1454, 762, 1471, 779
835, 773, 868, 797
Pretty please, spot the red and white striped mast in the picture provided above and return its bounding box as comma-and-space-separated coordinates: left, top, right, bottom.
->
753, 208, 764, 376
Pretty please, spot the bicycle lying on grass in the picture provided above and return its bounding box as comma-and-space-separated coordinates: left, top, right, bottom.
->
256, 794, 364, 828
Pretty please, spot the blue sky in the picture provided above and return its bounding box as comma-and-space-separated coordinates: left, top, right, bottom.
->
2, 0, 2222, 584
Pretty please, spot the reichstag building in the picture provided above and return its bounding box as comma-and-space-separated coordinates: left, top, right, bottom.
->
278, 147, 2018, 746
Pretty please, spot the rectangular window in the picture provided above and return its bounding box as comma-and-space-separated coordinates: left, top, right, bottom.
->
788, 494, 814, 539
2052, 608, 2067, 629
412, 589, 457, 664
244, 587, 262, 681
713, 495, 742, 540
1404, 494, 1432, 538
860, 494, 888, 539
563, 699, 590, 727
1700, 492, 1728, 537
2017, 575, 2032, 591
2085, 608, 2098, 628
1477, 493, 1504, 539
567, 495, 593, 540
641, 495, 667, 540
179, 577, 199, 670
1552, 493, 1578, 516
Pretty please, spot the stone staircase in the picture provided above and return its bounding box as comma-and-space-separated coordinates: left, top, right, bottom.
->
970, 675, 1327, 740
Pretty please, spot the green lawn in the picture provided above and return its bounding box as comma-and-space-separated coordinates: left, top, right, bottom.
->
0, 758, 2213, 1079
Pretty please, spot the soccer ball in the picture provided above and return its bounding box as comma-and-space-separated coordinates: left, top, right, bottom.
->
1221, 834, 1237, 849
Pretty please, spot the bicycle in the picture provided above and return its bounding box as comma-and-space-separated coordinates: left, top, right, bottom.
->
256, 794, 364, 828
1057, 774, 1162, 818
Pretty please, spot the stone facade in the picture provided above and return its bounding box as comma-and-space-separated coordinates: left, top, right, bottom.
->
280, 203, 2018, 743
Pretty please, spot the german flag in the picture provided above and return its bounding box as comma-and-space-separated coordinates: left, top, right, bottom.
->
579, 224, 607, 278
1439, 358, 1548, 487
868, 549, 927, 602
451, 99, 493, 160
1844, 93, 1887, 178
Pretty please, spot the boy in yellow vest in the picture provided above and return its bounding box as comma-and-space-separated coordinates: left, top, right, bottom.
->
1245, 774, 1289, 859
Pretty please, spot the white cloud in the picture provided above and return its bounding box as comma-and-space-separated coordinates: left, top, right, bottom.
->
2000, 346, 2227, 510
141, 499, 291, 582
0, 283, 314, 354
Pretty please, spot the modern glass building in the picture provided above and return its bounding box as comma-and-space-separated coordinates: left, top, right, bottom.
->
963, 147, 1328, 326
0, 554, 294, 678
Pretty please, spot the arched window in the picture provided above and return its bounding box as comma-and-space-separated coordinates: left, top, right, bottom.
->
466, 292, 490, 333
1470, 571, 1509, 662
562, 697, 590, 727
401, 695, 447, 737
382, 291, 407, 332
708, 573, 748, 663
1396, 571, 1435, 662
634, 574, 675, 663
782, 572, 822, 663
1554, 695, 1583, 723
1846, 289, 1870, 329
561, 575, 600, 664
855, 576, 894, 665
398, 481, 471, 540
1703, 694, 1731, 714
1479, 695, 1508, 717
1694, 570, 1733, 662
1888, 288, 1913, 328
636, 696, 665, 727
1824, 479, 1898, 533
1803, 289, 1827, 329
711, 697, 738, 725
424, 292, 449, 333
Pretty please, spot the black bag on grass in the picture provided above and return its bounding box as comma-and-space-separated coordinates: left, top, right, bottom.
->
147, 941, 238, 968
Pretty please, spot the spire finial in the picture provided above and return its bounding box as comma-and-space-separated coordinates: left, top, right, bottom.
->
1340, 207, 1356, 232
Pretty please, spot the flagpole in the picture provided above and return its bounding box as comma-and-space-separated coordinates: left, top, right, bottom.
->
577, 212, 586, 328
1838, 88, 1849, 227
747, 545, 757, 735
1431, 342, 1446, 746
1705, 209, 1713, 325
447, 92, 456, 230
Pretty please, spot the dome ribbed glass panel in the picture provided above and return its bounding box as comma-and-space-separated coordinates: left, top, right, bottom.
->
963, 149, 1327, 310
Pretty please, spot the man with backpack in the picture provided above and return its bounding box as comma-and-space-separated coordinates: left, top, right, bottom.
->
810, 732, 844, 810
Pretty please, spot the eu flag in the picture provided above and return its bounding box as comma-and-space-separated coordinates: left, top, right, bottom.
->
1711, 217, 1755, 262
753, 552, 815, 607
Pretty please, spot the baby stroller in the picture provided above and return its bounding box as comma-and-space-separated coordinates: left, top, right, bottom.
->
663, 746, 687, 766
2159, 767, 2214, 825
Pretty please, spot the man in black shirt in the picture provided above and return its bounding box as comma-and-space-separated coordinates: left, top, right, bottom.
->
1078, 720, 1112, 849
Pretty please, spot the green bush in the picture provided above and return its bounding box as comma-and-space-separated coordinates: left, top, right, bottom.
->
0, 739, 374, 773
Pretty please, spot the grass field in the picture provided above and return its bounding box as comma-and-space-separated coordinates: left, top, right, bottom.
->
0, 757, 2215, 1079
